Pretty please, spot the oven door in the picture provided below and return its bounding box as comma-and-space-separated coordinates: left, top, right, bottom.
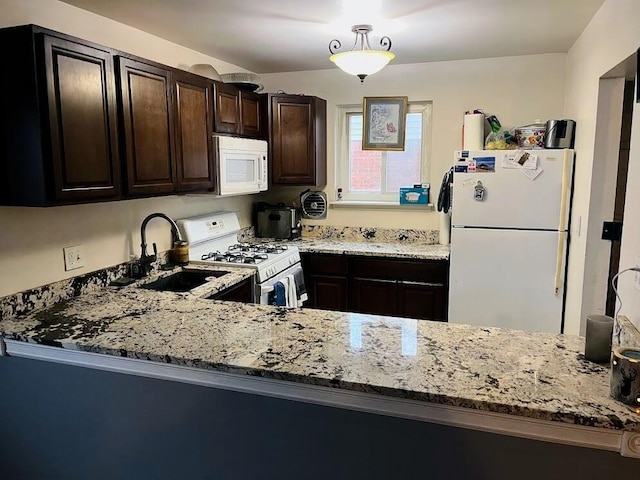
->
256, 262, 307, 306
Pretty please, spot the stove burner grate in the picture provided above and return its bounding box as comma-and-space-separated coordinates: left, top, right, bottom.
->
201, 250, 269, 264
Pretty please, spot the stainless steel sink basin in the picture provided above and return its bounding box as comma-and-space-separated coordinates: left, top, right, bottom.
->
139, 270, 229, 292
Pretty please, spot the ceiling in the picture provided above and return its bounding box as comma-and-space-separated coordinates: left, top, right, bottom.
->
60, 0, 605, 73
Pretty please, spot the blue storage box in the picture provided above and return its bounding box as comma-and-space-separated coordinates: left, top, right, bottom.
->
399, 185, 429, 205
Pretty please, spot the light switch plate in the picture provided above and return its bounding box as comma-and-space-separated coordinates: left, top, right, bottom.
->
63, 245, 84, 271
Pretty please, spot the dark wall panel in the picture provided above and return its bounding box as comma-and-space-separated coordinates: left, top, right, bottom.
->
0, 356, 637, 480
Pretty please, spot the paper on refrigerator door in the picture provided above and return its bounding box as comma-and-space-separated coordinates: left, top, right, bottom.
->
503, 151, 538, 170
520, 167, 543, 180
461, 178, 476, 188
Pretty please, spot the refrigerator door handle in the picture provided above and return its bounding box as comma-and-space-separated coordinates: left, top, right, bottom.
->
554, 231, 567, 295
558, 149, 572, 231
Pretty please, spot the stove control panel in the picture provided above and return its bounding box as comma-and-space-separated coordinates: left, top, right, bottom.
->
207, 220, 225, 233
178, 211, 240, 245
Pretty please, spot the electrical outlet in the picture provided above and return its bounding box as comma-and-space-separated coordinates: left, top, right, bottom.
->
635, 257, 640, 292
63, 245, 84, 271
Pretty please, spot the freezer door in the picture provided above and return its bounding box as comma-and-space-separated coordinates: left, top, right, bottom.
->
451, 149, 573, 230
448, 227, 566, 333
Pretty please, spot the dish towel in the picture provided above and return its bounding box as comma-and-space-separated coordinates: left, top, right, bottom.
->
281, 276, 291, 307
273, 281, 287, 306
292, 268, 308, 304
286, 274, 298, 308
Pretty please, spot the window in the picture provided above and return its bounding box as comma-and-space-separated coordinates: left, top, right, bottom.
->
337, 102, 432, 203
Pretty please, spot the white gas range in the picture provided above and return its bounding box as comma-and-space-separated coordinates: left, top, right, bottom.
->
177, 211, 306, 305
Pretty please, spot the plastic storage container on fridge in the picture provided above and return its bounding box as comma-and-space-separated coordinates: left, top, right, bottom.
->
514, 122, 546, 149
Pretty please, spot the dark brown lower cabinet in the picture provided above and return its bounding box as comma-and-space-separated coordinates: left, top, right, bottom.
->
301, 253, 349, 312
397, 281, 447, 322
308, 275, 349, 311
351, 277, 397, 316
302, 253, 449, 321
211, 278, 253, 303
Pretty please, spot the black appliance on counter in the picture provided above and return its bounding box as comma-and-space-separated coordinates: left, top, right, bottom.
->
545, 119, 576, 148
255, 202, 302, 240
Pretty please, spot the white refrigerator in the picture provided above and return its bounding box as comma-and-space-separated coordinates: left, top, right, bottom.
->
448, 149, 574, 333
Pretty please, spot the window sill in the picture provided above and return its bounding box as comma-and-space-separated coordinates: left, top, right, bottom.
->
329, 201, 434, 211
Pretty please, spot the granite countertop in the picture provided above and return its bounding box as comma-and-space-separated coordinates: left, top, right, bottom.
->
285, 238, 450, 261
1, 267, 638, 432
242, 225, 450, 260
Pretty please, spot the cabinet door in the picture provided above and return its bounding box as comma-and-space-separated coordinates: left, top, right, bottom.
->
271, 95, 316, 185
118, 58, 175, 195
240, 91, 263, 138
308, 275, 348, 312
397, 281, 448, 322
213, 82, 240, 134
351, 277, 397, 317
43, 35, 120, 201
172, 72, 214, 192
213, 279, 253, 303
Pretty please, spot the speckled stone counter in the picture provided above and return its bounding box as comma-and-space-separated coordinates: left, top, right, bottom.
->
288, 238, 450, 260
239, 225, 450, 260
1, 269, 638, 433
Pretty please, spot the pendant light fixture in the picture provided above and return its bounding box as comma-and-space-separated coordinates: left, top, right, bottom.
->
329, 24, 394, 83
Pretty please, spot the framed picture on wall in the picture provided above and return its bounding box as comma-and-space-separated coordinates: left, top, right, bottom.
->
362, 96, 408, 150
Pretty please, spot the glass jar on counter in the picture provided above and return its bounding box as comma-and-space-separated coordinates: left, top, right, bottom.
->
171, 241, 190, 265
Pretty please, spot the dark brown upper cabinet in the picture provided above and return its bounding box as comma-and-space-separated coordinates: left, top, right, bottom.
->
239, 91, 265, 138
117, 57, 175, 196
0, 25, 120, 206
117, 60, 216, 196
212, 82, 266, 139
0, 24, 258, 206
213, 82, 240, 135
269, 94, 327, 186
172, 71, 215, 192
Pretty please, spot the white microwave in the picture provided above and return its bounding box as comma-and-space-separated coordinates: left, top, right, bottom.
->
215, 136, 268, 196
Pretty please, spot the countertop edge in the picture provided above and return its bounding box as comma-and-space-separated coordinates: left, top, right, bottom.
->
295, 245, 450, 260
3, 338, 632, 456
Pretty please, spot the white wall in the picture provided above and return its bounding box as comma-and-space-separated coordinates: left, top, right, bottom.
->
578, 78, 624, 329
563, 0, 640, 333
618, 85, 640, 327
0, 0, 247, 74
260, 54, 567, 229
0, 0, 254, 298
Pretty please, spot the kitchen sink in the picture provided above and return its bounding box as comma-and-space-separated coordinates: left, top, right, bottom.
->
139, 270, 229, 292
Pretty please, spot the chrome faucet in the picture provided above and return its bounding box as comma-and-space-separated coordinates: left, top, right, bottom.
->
138, 213, 183, 276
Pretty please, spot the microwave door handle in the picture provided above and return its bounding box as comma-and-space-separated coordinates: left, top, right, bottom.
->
260, 155, 267, 185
